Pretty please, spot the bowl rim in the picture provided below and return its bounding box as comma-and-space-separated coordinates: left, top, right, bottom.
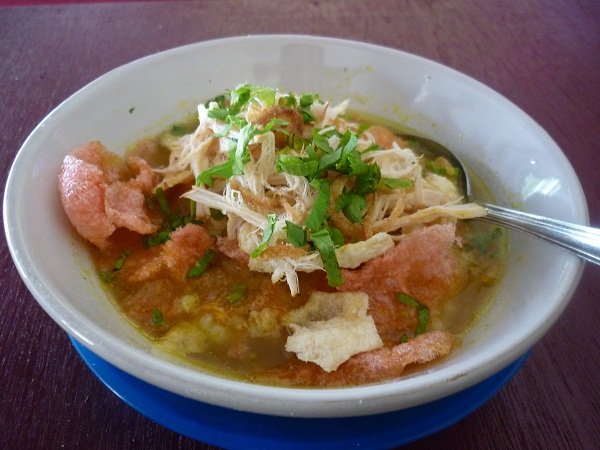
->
3, 34, 588, 417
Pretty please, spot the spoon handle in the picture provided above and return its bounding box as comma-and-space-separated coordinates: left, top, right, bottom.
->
480, 203, 600, 266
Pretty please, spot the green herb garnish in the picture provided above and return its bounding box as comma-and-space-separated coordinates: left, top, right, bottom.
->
169, 123, 192, 137
344, 151, 370, 175
99, 271, 114, 283
251, 214, 278, 258
335, 192, 368, 224
426, 160, 459, 178
279, 94, 297, 108
151, 308, 167, 327
207, 107, 230, 121
380, 177, 414, 190
204, 94, 225, 108
146, 189, 201, 247
197, 158, 235, 187
186, 249, 217, 278
305, 179, 331, 231
251, 86, 277, 107
199, 117, 288, 187
113, 250, 131, 271
229, 84, 252, 112
353, 163, 381, 195
154, 187, 171, 218
396, 292, 430, 335
312, 128, 334, 154
143, 230, 171, 248
465, 227, 503, 255
285, 221, 307, 248
299, 93, 319, 123
356, 123, 369, 136
226, 282, 247, 304
275, 155, 319, 177
326, 225, 345, 247
318, 131, 357, 171
311, 228, 343, 287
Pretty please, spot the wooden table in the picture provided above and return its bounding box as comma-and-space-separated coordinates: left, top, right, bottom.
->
1, 1, 599, 448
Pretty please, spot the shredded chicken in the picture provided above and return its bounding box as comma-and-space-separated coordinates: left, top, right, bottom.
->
155, 84, 488, 295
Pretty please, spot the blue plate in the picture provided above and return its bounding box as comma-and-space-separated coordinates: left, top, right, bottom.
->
71, 337, 528, 449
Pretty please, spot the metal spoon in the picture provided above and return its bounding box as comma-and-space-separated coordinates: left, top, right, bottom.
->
402, 134, 600, 266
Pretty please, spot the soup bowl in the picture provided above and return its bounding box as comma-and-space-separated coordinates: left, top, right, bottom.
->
3, 35, 587, 418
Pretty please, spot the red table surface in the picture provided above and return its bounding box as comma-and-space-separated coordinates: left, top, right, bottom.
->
1, 1, 599, 449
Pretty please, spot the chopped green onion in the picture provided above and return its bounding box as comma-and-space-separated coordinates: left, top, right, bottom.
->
416, 308, 430, 335
143, 230, 171, 248
169, 214, 186, 230
426, 160, 459, 178
169, 124, 189, 136
311, 228, 343, 287
396, 292, 419, 308
155, 187, 171, 218
465, 227, 503, 255
251, 214, 278, 258
226, 282, 247, 304
151, 308, 167, 327
187, 249, 216, 278
380, 177, 414, 190
113, 250, 131, 271
285, 221, 307, 247
99, 270, 114, 283
395, 292, 430, 335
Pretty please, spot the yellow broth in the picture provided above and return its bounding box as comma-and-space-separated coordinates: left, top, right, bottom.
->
90, 113, 506, 387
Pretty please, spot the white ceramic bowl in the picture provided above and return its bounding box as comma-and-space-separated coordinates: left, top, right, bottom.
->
3, 35, 587, 418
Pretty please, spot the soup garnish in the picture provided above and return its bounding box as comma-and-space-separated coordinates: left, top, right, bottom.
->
58, 84, 505, 387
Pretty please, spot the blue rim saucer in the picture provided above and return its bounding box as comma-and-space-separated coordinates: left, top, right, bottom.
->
71, 337, 528, 449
